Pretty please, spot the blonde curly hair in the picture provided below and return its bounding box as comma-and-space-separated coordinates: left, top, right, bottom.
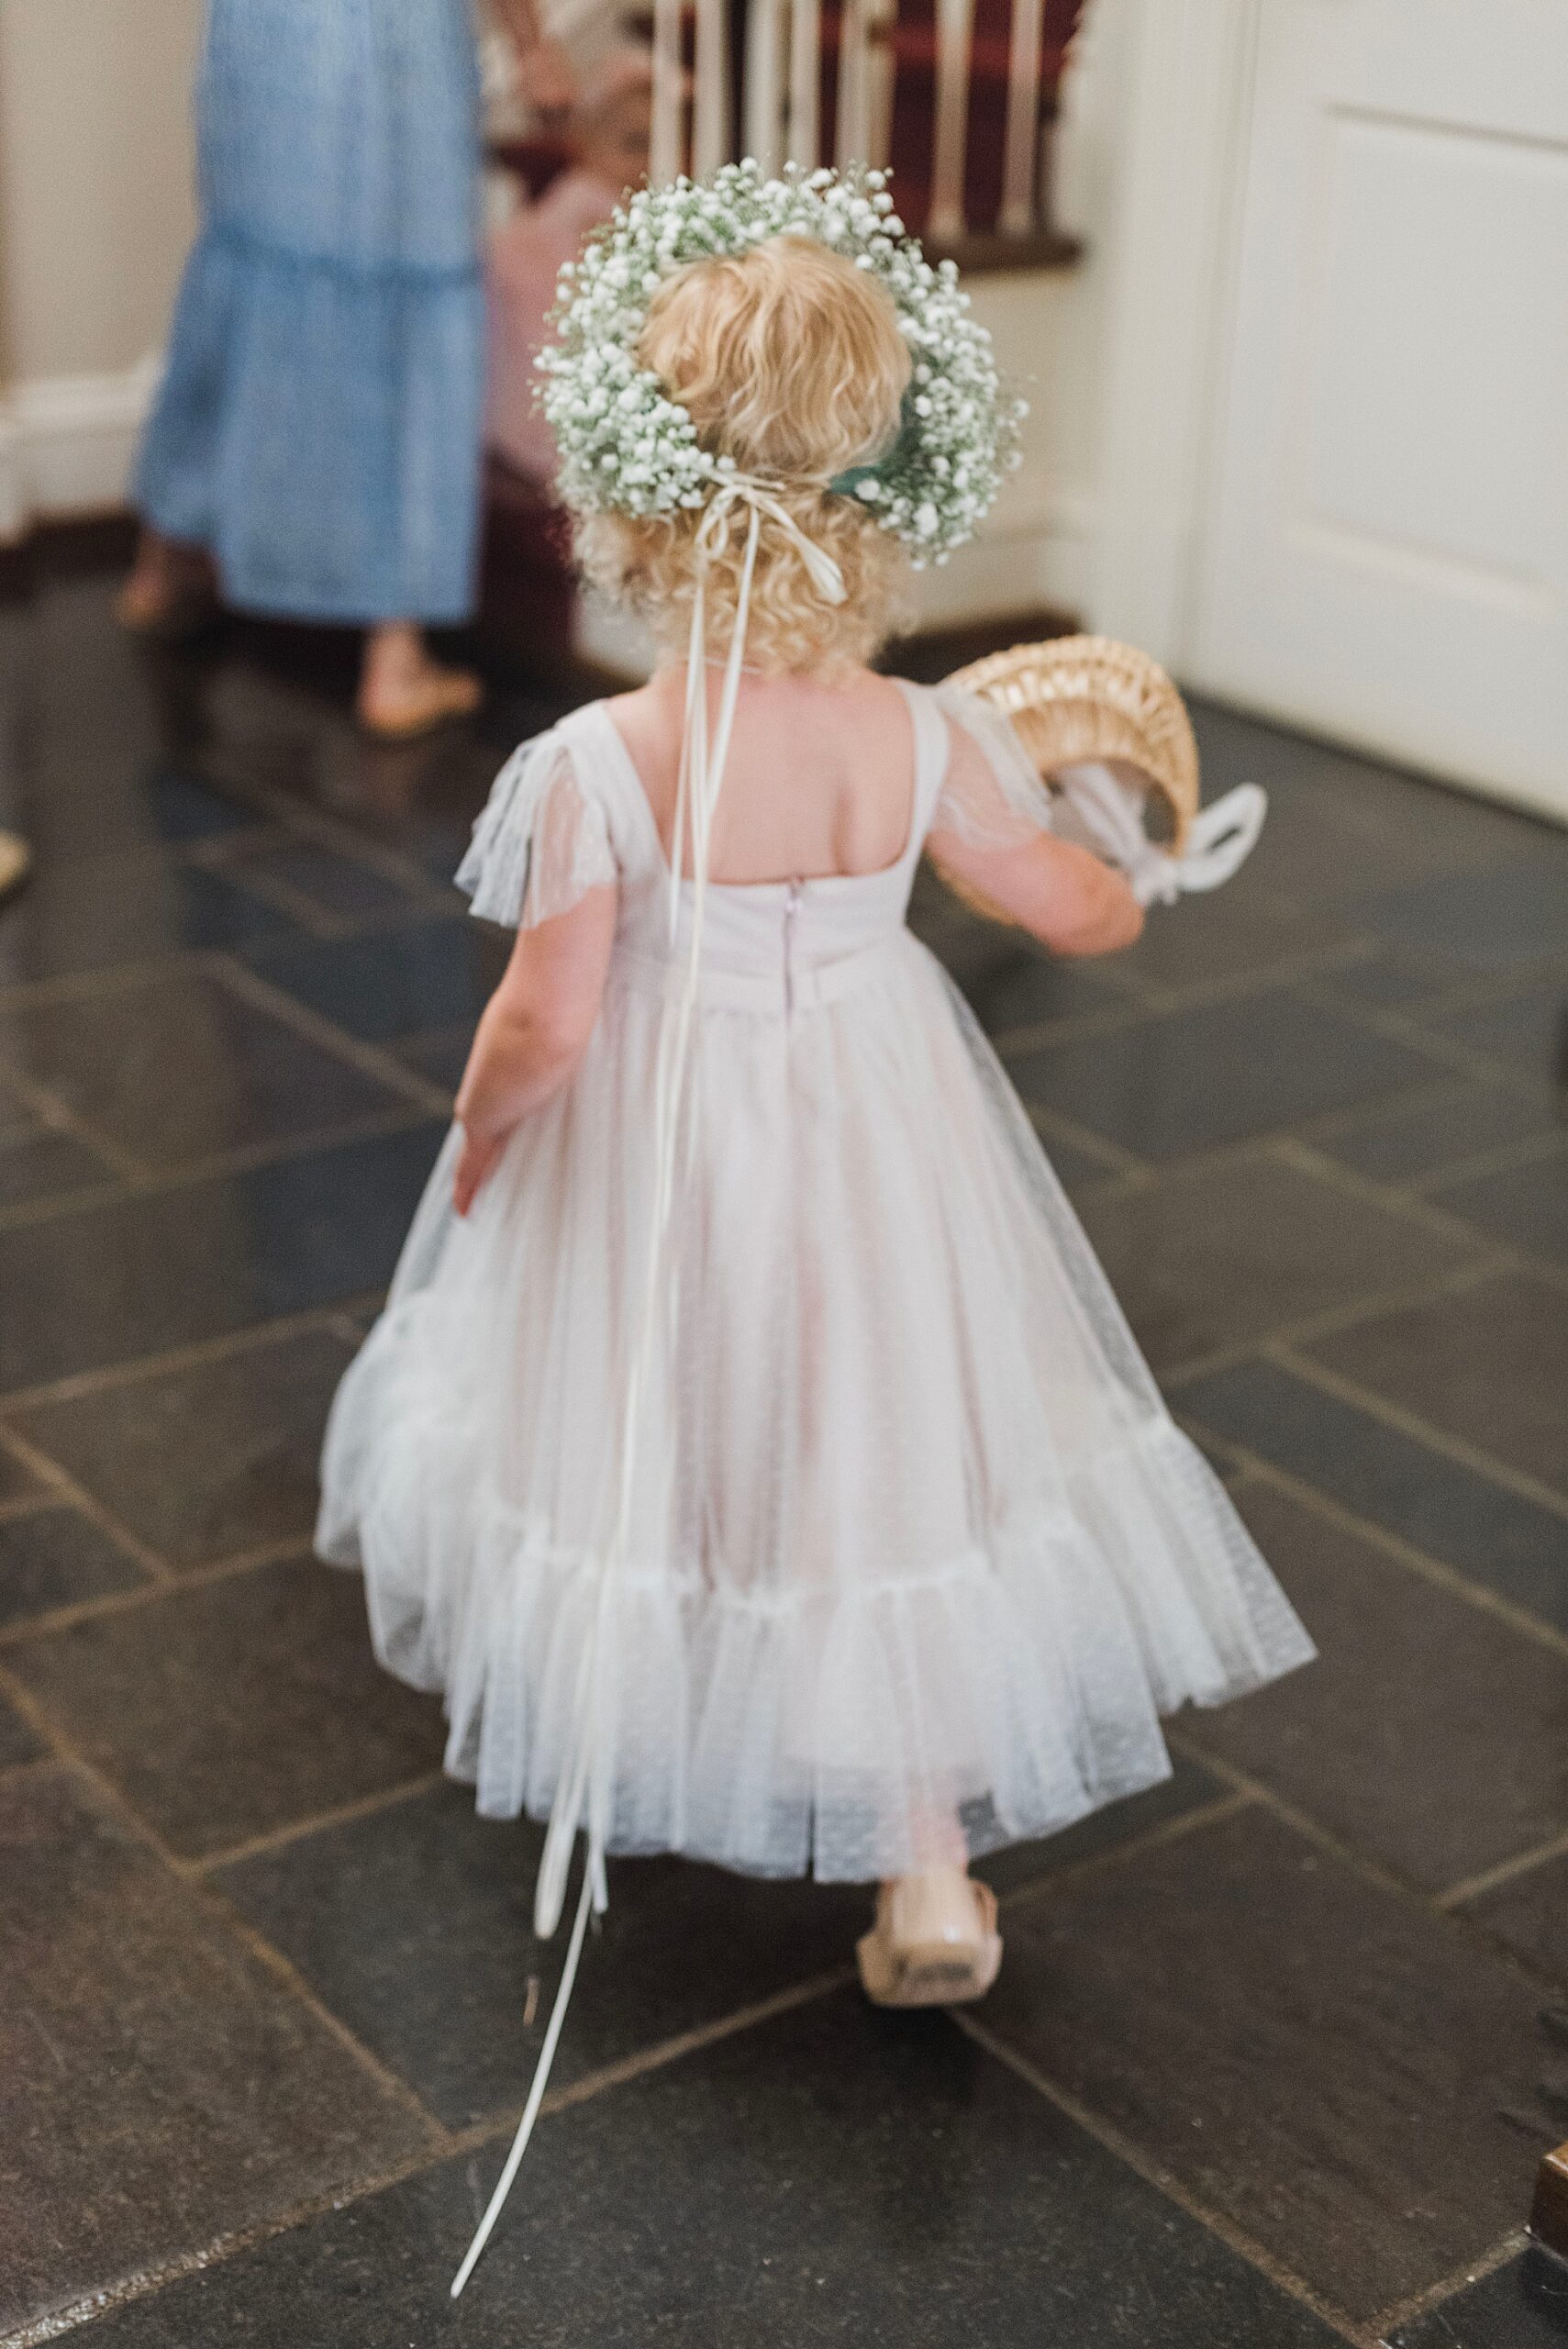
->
572, 236, 913, 674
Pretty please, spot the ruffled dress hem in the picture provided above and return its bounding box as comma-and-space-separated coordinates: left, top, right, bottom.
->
318, 1397, 1312, 1885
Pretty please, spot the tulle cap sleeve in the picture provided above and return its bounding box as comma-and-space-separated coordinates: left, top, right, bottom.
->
928, 684, 1061, 851
455, 732, 618, 929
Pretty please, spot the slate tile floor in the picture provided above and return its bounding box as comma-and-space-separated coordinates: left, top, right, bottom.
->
2, 559, 1567, 2349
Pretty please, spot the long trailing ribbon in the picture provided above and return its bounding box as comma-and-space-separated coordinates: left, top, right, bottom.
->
450, 476, 844, 2299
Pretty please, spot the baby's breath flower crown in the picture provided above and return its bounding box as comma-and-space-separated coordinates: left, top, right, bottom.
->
539, 160, 1026, 568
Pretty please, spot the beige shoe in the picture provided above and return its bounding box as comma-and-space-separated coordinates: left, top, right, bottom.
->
0, 830, 30, 903
856, 1866, 1003, 2008
358, 664, 484, 741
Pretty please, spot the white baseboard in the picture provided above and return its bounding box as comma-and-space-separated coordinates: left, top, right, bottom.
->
0, 354, 160, 542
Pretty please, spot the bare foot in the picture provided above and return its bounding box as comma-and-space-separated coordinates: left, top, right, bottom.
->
0, 829, 31, 903
358, 622, 483, 740
117, 529, 218, 636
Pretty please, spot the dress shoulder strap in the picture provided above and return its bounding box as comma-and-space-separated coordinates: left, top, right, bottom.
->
892, 677, 955, 846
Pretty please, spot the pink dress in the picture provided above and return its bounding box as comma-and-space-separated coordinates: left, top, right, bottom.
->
487, 169, 626, 481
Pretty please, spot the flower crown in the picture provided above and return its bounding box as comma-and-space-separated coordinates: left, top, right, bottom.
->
538, 161, 1026, 567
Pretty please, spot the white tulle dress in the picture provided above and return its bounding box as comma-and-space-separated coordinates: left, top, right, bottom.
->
317, 678, 1313, 1884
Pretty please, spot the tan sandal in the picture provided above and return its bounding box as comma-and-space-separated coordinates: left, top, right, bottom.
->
0, 829, 30, 904
856, 1866, 1003, 2008
357, 665, 484, 741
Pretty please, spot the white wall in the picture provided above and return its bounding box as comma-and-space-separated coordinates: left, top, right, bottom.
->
0, 0, 204, 538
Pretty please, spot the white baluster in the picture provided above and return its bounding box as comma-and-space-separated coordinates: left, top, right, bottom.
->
864, 0, 898, 173
929, 0, 974, 242
693, 0, 731, 175
787, 0, 822, 168
836, 0, 871, 166
651, 0, 684, 185
746, 0, 786, 171
1000, 0, 1045, 237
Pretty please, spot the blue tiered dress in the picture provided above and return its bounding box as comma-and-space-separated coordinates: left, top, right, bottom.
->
135, 0, 485, 626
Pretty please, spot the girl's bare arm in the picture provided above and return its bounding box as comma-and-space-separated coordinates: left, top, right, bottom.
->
925, 823, 1144, 958
452, 886, 616, 1213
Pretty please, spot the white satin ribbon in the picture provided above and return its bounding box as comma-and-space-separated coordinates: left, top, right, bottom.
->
1050, 763, 1268, 908
450, 475, 843, 2299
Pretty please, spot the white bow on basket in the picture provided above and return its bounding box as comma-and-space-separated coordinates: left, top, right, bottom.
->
1049, 762, 1268, 907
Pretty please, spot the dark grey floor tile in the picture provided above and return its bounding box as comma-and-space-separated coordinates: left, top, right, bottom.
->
139, 764, 267, 847
1025, 1116, 1128, 1196
976, 1748, 1229, 1897
0, 852, 301, 985
393, 1024, 473, 1097
1463, 1849, 1568, 1987
1311, 1085, 1564, 1186
226, 841, 425, 922
927, 919, 1125, 1033
1315, 946, 1467, 1010
1176, 1358, 1568, 1635
1388, 2250, 1568, 2347
0, 968, 404, 1169
242, 915, 497, 1047
0, 1436, 48, 1507
217, 1781, 868, 2127
1182, 1484, 1568, 1892
0, 1114, 115, 1208
1418, 983, 1568, 1093
0, 1690, 44, 1770
1075, 1154, 1476, 1372
0, 1765, 429, 2339
1434, 1145, 1568, 1271
1352, 861, 1568, 974
1188, 698, 1547, 907
1113, 888, 1350, 994
987, 1806, 1544, 2320
0, 1120, 444, 1394
6, 1556, 443, 1857
0, 1503, 150, 1627
8, 1325, 356, 1571
1007, 988, 1445, 1161
72, 1987, 1342, 2349
1305, 1274, 1568, 1502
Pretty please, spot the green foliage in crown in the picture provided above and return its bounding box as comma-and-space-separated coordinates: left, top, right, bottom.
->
538, 160, 1026, 566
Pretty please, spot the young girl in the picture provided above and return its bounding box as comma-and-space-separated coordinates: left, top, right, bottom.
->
318, 167, 1309, 2143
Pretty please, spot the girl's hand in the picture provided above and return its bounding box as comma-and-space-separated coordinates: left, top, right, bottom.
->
453, 1124, 508, 1218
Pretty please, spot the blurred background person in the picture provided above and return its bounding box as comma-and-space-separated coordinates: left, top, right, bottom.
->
485, 49, 655, 488
118, 0, 574, 739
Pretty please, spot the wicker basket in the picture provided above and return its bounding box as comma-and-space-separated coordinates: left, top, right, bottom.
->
945, 635, 1200, 852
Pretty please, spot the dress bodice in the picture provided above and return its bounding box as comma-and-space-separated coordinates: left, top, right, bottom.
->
573, 682, 951, 1013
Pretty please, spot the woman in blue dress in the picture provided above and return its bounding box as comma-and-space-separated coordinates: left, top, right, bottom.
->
123, 0, 572, 737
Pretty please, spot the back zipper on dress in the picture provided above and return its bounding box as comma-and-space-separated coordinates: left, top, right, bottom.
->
783, 878, 803, 1017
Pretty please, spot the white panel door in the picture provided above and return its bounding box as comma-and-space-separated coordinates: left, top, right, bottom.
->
1187, 0, 1568, 819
